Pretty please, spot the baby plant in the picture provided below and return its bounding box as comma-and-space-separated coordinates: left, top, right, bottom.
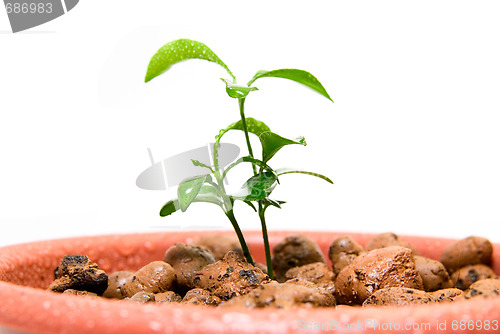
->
145, 39, 333, 279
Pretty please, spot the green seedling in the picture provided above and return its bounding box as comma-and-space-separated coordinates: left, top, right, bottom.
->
145, 39, 333, 280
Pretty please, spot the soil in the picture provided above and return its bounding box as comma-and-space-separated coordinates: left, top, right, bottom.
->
45, 233, 499, 309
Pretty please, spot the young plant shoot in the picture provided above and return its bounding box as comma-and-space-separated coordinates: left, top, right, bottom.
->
145, 39, 333, 280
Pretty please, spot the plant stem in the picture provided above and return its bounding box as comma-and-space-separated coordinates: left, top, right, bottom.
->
215, 136, 252, 264
258, 202, 274, 279
212, 141, 227, 193
238, 98, 257, 175
225, 208, 254, 265
238, 97, 274, 279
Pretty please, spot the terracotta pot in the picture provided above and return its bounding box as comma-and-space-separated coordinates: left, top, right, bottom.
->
0, 231, 499, 334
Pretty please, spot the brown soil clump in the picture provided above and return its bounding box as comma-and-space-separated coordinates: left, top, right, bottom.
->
192, 251, 270, 301
47, 255, 108, 295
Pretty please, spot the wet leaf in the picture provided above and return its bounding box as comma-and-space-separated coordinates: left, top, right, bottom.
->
194, 184, 224, 207
160, 182, 223, 217
259, 132, 306, 163
160, 200, 179, 217
222, 156, 273, 180
145, 39, 234, 82
177, 174, 211, 212
231, 171, 278, 201
216, 117, 271, 143
247, 68, 332, 102
221, 79, 258, 99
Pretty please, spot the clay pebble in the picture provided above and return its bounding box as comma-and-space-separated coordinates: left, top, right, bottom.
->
182, 288, 221, 306
431, 288, 464, 303
441, 236, 493, 273
272, 235, 325, 282
328, 236, 364, 276
221, 280, 336, 309
451, 264, 496, 290
163, 243, 215, 291
102, 271, 133, 299
193, 235, 242, 261
363, 287, 435, 307
192, 251, 269, 301
121, 261, 176, 297
335, 246, 423, 305
365, 232, 418, 254
155, 291, 182, 303
464, 278, 500, 299
126, 291, 156, 303
413, 256, 451, 291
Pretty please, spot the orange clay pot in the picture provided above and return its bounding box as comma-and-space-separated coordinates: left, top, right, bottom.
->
1, 231, 499, 334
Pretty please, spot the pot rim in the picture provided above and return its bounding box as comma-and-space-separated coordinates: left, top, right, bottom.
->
1, 231, 499, 334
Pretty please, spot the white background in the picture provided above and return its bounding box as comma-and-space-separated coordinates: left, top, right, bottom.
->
1, 0, 499, 246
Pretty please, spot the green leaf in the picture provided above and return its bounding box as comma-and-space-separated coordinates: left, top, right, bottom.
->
222, 156, 274, 180
242, 200, 257, 212
194, 184, 224, 207
261, 199, 287, 215
216, 117, 271, 143
160, 180, 224, 217
231, 171, 278, 201
275, 168, 333, 184
160, 183, 223, 217
247, 69, 332, 102
160, 199, 180, 217
259, 132, 306, 163
221, 79, 258, 99
177, 174, 211, 212
145, 39, 235, 82
263, 198, 286, 209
